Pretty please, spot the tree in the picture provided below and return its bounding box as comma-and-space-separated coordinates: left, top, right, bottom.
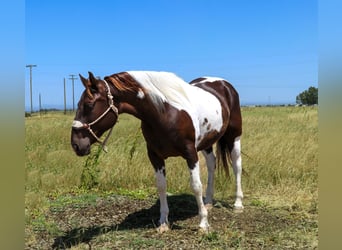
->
296, 86, 318, 105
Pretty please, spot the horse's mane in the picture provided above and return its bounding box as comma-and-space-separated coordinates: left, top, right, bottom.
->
106, 71, 193, 113
105, 72, 138, 93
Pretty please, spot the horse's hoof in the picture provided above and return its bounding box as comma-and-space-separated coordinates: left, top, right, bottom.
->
157, 223, 169, 233
205, 203, 213, 210
199, 221, 210, 234
233, 206, 244, 213
198, 226, 210, 234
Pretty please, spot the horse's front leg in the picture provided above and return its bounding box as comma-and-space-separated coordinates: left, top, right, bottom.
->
201, 147, 216, 208
186, 151, 209, 232
147, 149, 169, 233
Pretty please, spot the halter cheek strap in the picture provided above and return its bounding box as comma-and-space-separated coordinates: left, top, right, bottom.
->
72, 80, 118, 153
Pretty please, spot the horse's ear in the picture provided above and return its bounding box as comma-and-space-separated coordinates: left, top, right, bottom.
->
79, 74, 90, 88
88, 71, 98, 88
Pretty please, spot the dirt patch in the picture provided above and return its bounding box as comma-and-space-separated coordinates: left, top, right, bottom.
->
26, 194, 317, 249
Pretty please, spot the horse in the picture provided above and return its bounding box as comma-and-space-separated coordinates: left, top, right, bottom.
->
71, 71, 243, 233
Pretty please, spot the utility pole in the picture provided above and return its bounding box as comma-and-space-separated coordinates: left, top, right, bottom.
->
39, 93, 42, 115
26, 64, 37, 114
69, 74, 78, 112
63, 78, 66, 115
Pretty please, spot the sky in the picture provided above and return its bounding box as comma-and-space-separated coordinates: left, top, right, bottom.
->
25, 0, 317, 110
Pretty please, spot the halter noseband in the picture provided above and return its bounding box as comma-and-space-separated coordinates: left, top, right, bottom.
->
72, 79, 118, 153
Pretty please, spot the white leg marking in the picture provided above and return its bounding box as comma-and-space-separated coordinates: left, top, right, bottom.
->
155, 167, 169, 231
189, 162, 209, 231
201, 150, 216, 205
231, 136, 244, 210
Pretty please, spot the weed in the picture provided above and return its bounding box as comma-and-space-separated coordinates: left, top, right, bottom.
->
201, 231, 219, 243
80, 145, 102, 190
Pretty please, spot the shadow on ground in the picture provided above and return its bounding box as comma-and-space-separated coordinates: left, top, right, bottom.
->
51, 193, 200, 249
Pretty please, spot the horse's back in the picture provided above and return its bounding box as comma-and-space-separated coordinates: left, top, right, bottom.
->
190, 77, 240, 110
190, 76, 242, 138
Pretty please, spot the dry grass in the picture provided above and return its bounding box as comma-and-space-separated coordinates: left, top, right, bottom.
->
25, 106, 318, 248
241, 107, 318, 210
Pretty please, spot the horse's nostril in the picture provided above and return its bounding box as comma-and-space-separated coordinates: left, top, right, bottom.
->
72, 143, 79, 152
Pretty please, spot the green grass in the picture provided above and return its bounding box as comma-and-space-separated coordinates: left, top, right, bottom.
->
25, 106, 318, 248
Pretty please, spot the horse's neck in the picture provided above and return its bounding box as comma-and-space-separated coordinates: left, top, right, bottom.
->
118, 102, 139, 117
117, 94, 158, 122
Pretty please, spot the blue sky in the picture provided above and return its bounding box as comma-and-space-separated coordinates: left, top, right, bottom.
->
25, 0, 317, 110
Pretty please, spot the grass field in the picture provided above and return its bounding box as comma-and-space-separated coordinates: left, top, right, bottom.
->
25, 106, 318, 249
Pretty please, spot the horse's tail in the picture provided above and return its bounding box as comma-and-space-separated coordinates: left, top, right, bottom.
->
216, 137, 231, 177
215, 80, 242, 178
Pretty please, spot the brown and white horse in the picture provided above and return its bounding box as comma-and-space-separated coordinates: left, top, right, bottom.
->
71, 71, 243, 232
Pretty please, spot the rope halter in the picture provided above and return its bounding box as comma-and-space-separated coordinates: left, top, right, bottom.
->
72, 79, 118, 153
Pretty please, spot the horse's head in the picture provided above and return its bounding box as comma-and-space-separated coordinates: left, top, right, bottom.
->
71, 72, 119, 156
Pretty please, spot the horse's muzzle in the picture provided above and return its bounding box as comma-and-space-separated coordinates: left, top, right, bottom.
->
71, 136, 91, 156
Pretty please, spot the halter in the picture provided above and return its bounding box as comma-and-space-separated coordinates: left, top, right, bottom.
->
72, 79, 118, 153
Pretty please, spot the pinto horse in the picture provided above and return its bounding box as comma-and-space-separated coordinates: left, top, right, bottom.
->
71, 71, 243, 232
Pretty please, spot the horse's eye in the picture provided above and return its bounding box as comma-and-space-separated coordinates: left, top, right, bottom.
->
84, 102, 94, 110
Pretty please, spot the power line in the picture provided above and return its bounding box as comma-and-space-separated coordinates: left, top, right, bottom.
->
26, 64, 37, 114
69, 74, 78, 112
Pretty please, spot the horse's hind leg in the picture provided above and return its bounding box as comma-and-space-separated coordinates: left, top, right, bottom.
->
185, 146, 209, 232
201, 147, 216, 207
230, 135, 244, 211
189, 161, 209, 231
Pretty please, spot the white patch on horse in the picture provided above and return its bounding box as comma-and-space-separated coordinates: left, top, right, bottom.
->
194, 76, 225, 85
137, 89, 145, 99
127, 71, 223, 147
128, 71, 190, 111
188, 87, 223, 147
